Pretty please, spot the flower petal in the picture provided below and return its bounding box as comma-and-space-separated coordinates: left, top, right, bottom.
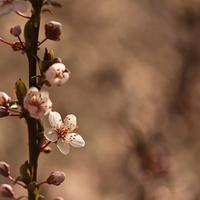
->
64, 114, 77, 131
66, 133, 85, 147
44, 128, 58, 142
48, 111, 62, 128
28, 87, 38, 93
11, 1, 28, 13
0, 4, 11, 16
57, 138, 70, 155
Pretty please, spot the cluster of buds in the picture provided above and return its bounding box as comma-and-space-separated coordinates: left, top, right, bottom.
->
0, 161, 65, 199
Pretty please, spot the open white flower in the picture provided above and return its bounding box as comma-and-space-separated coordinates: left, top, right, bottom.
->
24, 87, 52, 119
45, 63, 70, 86
44, 111, 85, 155
0, 0, 28, 16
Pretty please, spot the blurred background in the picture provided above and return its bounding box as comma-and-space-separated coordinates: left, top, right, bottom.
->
1, 0, 200, 199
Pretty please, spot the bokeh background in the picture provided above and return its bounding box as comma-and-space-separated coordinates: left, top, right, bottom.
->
1, 0, 200, 199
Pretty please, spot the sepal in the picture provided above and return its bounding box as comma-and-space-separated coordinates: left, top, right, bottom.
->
14, 176, 24, 184
38, 48, 54, 74
44, 48, 54, 61
19, 161, 34, 184
26, 181, 37, 194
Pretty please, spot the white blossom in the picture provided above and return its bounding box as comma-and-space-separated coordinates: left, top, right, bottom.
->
24, 87, 52, 119
45, 63, 70, 86
0, 0, 28, 16
44, 111, 85, 155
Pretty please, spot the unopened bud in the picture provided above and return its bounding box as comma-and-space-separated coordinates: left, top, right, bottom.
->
10, 25, 22, 37
0, 92, 11, 107
45, 63, 70, 86
53, 57, 62, 64
45, 21, 62, 41
54, 197, 64, 200
0, 162, 10, 177
39, 139, 52, 153
0, 106, 9, 118
46, 171, 65, 186
0, 184, 14, 198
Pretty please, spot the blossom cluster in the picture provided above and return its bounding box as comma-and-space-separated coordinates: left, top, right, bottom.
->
0, 0, 86, 199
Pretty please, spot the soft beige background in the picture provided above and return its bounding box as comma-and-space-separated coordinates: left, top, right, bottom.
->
1, 0, 200, 199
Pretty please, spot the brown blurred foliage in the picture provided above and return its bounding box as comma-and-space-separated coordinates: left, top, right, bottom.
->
1, 0, 200, 199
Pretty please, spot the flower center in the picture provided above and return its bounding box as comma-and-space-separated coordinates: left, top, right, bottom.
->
54, 125, 70, 140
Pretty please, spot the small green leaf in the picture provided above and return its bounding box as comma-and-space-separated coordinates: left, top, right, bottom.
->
14, 79, 27, 106
36, 119, 44, 133
43, 48, 54, 61
19, 161, 34, 184
39, 60, 52, 74
24, 19, 32, 45
14, 176, 24, 185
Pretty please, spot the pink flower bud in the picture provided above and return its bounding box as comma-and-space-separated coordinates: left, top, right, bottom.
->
10, 25, 22, 37
0, 162, 10, 177
54, 197, 64, 200
46, 171, 65, 186
0, 184, 14, 198
0, 92, 11, 107
45, 21, 62, 41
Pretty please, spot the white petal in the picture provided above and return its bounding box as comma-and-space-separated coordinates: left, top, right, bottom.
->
48, 111, 62, 128
64, 114, 77, 131
52, 63, 65, 71
45, 63, 69, 86
0, 4, 11, 16
57, 138, 70, 155
40, 91, 50, 100
28, 87, 38, 93
66, 133, 85, 147
11, 1, 28, 12
44, 128, 58, 142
